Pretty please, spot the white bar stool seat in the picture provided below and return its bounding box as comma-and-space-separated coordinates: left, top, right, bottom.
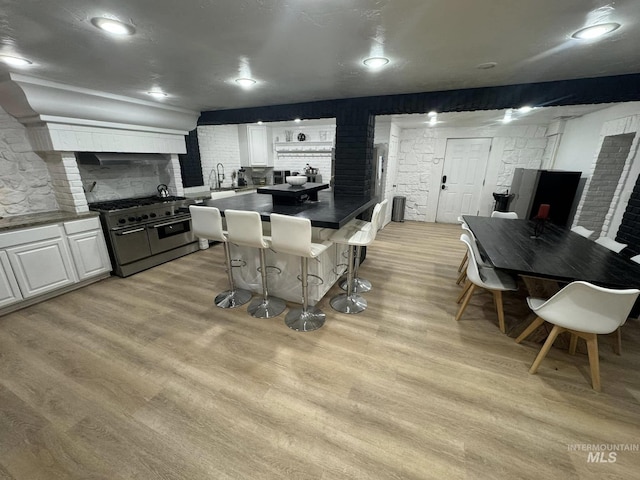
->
225, 209, 286, 318
330, 202, 383, 314
270, 213, 332, 332
189, 206, 252, 308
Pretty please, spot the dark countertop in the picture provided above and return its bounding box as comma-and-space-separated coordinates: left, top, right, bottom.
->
0, 210, 100, 232
205, 191, 377, 229
257, 182, 329, 197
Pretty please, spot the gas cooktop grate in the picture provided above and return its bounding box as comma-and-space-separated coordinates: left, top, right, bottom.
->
89, 195, 186, 211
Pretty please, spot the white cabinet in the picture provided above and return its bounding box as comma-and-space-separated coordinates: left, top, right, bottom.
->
6, 229, 77, 299
0, 251, 22, 308
239, 125, 273, 167
64, 218, 112, 281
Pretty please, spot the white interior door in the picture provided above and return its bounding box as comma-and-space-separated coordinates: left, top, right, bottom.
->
436, 138, 492, 223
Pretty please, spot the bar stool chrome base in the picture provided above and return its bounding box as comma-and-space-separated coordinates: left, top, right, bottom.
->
215, 288, 252, 309
285, 306, 326, 332
330, 293, 367, 314
247, 296, 286, 318
339, 277, 372, 293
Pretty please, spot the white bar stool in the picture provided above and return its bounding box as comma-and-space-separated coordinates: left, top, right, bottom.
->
270, 213, 333, 331
330, 202, 383, 314
340, 199, 388, 294
189, 205, 252, 308
224, 209, 286, 318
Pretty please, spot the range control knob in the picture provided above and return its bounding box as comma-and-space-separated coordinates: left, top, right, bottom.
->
150, 213, 157, 218
165, 211, 171, 216
128, 216, 135, 222
118, 218, 126, 224
142, 214, 149, 220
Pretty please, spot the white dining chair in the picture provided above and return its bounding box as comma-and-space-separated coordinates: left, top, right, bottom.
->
595, 236, 627, 253
570, 226, 595, 239
516, 281, 639, 391
491, 211, 518, 219
631, 254, 640, 264
455, 233, 518, 333
456, 216, 469, 277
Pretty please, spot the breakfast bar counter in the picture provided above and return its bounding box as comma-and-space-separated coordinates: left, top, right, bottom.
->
203, 190, 378, 304
204, 190, 377, 229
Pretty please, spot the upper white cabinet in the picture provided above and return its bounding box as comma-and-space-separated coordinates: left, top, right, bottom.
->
0, 251, 22, 308
4, 225, 77, 299
64, 218, 112, 281
239, 125, 273, 167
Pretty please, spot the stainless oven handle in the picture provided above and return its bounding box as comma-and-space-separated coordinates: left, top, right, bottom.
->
115, 227, 146, 235
150, 218, 190, 229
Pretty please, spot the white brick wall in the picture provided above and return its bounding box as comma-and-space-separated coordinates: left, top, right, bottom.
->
0, 106, 59, 217
197, 125, 242, 188
393, 124, 549, 222
43, 152, 88, 213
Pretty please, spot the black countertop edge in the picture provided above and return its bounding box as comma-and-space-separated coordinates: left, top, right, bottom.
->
0, 210, 100, 232
206, 191, 377, 229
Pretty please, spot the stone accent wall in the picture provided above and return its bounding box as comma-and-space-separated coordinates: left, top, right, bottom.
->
0, 107, 58, 217
395, 125, 548, 221
578, 133, 635, 236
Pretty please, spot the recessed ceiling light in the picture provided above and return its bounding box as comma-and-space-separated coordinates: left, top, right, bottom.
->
147, 91, 167, 98
427, 111, 437, 117
91, 17, 136, 36
235, 77, 257, 88
294, 118, 301, 123
0, 54, 33, 67
476, 62, 497, 70
363, 57, 389, 69
571, 22, 620, 40
257, 121, 263, 125
518, 106, 533, 113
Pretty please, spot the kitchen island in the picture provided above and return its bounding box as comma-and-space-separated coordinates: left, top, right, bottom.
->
204, 191, 377, 304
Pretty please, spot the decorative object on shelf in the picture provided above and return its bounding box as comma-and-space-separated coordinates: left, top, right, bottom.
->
285, 130, 293, 142
297, 132, 306, 141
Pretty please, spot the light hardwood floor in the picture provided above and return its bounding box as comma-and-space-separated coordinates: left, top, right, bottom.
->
1, 221, 639, 479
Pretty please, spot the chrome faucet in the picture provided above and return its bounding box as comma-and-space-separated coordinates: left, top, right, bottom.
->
216, 163, 225, 189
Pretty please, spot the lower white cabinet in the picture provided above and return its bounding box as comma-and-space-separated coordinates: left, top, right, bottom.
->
6, 235, 77, 299
0, 251, 22, 308
64, 218, 111, 280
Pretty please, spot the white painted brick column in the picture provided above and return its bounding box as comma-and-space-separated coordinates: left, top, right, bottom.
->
166, 154, 184, 196
42, 152, 88, 213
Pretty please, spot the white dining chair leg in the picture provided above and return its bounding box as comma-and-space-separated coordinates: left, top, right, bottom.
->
529, 325, 564, 374
584, 332, 601, 391
455, 283, 476, 321
613, 327, 622, 356
492, 290, 506, 333
515, 316, 545, 344
457, 251, 468, 272
456, 269, 467, 286
569, 333, 578, 355
457, 280, 472, 303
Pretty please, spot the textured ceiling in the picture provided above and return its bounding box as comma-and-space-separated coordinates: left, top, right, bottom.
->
1, 0, 639, 112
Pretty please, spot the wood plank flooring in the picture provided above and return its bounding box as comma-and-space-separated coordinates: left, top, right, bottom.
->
1, 221, 639, 479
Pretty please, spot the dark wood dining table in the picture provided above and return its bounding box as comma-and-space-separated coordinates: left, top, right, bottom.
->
462, 216, 640, 290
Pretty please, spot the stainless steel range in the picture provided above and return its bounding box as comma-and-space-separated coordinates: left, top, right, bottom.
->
89, 196, 198, 277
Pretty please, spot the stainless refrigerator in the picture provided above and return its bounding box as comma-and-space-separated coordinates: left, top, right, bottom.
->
510, 169, 582, 227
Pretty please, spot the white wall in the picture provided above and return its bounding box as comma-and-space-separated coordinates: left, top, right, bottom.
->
0, 106, 58, 217
554, 102, 640, 174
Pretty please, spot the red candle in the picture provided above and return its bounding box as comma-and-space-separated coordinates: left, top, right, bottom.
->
537, 204, 550, 219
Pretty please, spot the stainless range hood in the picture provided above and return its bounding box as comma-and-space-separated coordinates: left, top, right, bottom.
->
76, 152, 170, 165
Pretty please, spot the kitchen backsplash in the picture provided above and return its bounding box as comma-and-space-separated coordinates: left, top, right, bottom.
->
79, 163, 173, 203
0, 106, 58, 217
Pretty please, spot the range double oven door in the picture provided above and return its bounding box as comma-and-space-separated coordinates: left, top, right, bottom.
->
146, 214, 195, 255
108, 214, 195, 266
